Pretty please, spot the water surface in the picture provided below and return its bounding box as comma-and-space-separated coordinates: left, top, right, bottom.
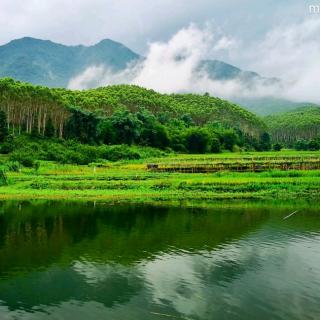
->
0, 201, 319, 320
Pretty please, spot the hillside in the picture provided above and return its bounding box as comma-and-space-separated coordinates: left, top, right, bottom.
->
66, 85, 265, 134
0, 37, 308, 116
0, 78, 265, 136
265, 106, 320, 144
0, 37, 140, 87
234, 97, 313, 116
0, 77, 272, 160
199, 60, 279, 85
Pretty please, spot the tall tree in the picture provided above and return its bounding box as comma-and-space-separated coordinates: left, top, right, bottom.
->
0, 110, 8, 142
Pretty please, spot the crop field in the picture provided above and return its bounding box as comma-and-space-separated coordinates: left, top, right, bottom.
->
0, 151, 320, 202
148, 153, 320, 173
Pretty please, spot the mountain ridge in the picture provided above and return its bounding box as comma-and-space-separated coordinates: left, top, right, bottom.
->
0, 37, 140, 88
0, 37, 311, 115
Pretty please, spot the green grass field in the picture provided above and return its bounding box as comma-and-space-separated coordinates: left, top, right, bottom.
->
1, 151, 320, 202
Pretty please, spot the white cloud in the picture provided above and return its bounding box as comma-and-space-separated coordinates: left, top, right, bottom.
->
68, 24, 280, 100
68, 61, 140, 90
213, 36, 237, 51
72, 259, 135, 285
68, 66, 107, 90
0, 0, 308, 54
68, 17, 320, 104
132, 24, 212, 93
245, 18, 320, 102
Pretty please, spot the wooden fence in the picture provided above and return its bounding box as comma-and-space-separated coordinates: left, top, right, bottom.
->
147, 157, 320, 173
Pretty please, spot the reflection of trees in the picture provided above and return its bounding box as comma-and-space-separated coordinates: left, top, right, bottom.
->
0, 215, 73, 274
0, 202, 269, 275
78, 207, 268, 265
0, 201, 269, 315
0, 201, 318, 318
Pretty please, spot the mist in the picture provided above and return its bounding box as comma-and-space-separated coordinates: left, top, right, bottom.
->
68, 20, 320, 103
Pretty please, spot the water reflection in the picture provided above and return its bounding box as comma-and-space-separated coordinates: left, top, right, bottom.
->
0, 201, 319, 319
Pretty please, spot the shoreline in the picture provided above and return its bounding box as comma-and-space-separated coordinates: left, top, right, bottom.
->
1, 152, 320, 205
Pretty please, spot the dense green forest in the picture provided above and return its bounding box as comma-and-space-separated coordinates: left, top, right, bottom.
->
0, 78, 276, 165
265, 106, 320, 150
0, 78, 319, 167
0, 78, 264, 135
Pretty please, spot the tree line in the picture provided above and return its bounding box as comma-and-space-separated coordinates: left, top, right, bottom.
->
0, 78, 273, 155
265, 106, 320, 150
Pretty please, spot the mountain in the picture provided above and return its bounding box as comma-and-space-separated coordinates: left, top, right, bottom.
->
0, 37, 140, 87
198, 60, 310, 115
0, 38, 278, 88
0, 37, 311, 115
199, 59, 279, 84
234, 97, 314, 116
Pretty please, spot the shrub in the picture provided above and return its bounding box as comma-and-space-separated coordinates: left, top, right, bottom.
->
0, 135, 14, 154
0, 170, 8, 186
211, 137, 221, 153
258, 132, 272, 151
6, 161, 21, 172
232, 145, 241, 153
34, 161, 41, 172
61, 150, 90, 165
295, 140, 309, 151
4, 135, 167, 165
0, 142, 13, 154
308, 140, 320, 151
185, 128, 210, 154
273, 143, 282, 151
103, 145, 141, 161
222, 130, 239, 151
10, 150, 36, 167
151, 182, 172, 190
172, 143, 187, 153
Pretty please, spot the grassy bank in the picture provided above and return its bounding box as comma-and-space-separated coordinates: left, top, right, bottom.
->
1, 151, 320, 201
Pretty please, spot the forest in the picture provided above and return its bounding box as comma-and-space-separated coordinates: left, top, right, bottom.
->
0, 78, 275, 165
0, 77, 319, 202
0, 78, 319, 168
265, 106, 320, 151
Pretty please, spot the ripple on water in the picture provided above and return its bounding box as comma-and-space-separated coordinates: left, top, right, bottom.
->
0, 202, 319, 320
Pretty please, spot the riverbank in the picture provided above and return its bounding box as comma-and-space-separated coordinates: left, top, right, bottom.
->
1, 151, 320, 201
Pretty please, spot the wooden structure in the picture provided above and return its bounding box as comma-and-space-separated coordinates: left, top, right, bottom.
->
147, 156, 320, 173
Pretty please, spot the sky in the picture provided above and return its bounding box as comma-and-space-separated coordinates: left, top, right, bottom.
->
1, 0, 320, 101
0, 0, 314, 54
